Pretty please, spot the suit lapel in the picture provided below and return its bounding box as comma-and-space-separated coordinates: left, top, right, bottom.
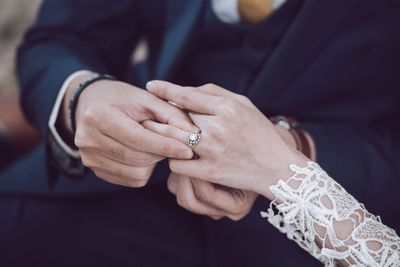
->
155, 0, 204, 79
247, 0, 360, 106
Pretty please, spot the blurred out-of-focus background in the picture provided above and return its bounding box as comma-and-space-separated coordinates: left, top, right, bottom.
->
0, 0, 41, 96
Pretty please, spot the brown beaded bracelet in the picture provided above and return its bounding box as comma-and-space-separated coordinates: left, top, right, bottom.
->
68, 73, 116, 133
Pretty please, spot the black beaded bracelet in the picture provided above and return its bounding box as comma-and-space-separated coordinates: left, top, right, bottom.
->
68, 73, 116, 133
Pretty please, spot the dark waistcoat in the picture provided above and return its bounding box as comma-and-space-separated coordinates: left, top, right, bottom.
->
176, 0, 302, 95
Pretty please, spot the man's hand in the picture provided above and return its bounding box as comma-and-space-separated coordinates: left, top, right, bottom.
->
168, 173, 258, 221
61, 74, 196, 187
141, 119, 258, 220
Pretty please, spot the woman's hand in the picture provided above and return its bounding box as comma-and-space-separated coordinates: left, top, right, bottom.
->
146, 81, 308, 200
142, 119, 258, 221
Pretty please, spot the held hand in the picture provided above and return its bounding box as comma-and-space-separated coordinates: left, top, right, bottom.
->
167, 173, 258, 221
69, 76, 196, 188
142, 119, 257, 220
146, 81, 308, 199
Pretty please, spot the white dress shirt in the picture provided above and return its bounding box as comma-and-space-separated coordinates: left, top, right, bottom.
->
212, 0, 286, 23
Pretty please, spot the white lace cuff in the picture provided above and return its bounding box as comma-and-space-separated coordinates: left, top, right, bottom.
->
261, 162, 400, 266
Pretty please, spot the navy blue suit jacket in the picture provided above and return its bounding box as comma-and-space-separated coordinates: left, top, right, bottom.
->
1, 0, 399, 266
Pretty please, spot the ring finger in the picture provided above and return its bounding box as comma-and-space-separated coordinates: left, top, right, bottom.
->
142, 120, 207, 154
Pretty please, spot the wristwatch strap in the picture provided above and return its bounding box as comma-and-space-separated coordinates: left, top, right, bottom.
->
271, 116, 316, 161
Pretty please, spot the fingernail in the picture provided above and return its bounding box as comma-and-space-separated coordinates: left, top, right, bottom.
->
146, 81, 159, 91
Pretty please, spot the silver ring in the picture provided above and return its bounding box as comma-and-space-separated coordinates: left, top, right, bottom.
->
187, 130, 201, 150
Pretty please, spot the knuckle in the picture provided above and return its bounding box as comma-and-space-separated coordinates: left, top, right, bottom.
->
115, 167, 143, 182
218, 99, 237, 117
236, 95, 251, 105
74, 130, 88, 148
194, 186, 210, 202
225, 98, 238, 111
176, 195, 187, 208
234, 204, 252, 218
146, 86, 165, 98
229, 214, 244, 221
113, 168, 126, 179
211, 215, 223, 220
135, 167, 153, 181
178, 94, 190, 105
236, 201, 248, 212
210, 123, 228, 138
81, 155, 94, 168
74, 131, 97, 150
203, 83, 216, 90
81, 104, 100, 125
144, 167, 154, 179
128, 153, 152, 167
161, 143, 173, 156
169, 162, 178, 173
129, 179, 148, 188
93, 169, 103, 178
184, 199, 194, 211
81, 156, 89, 167
136, 155, 153, 167
167, 178, 175, 193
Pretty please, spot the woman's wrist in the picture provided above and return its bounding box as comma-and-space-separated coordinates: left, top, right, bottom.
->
274, 124, 297, 149
271, 116, 317, 161
251, 118, 317, 200
254, 141, 310, 201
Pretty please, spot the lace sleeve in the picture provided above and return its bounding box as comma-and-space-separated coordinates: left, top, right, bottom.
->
261, 162, 400, 266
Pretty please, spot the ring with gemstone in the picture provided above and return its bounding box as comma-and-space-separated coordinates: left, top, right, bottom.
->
187, 130, 201, 150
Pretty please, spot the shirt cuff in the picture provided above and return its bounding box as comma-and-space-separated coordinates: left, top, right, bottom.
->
212, 0, 240, 24
212, 0, 286, 24
48, 70, 92, 159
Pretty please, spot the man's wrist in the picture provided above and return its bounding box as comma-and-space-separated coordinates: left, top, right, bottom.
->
48, 70, 92, 159
61, 72, 96, 135
68, 73, 116, 133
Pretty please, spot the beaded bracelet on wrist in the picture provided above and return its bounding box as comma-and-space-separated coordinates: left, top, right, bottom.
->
68, 73, 116, 133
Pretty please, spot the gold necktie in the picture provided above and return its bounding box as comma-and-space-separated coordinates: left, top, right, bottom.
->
238, 0, 274, 24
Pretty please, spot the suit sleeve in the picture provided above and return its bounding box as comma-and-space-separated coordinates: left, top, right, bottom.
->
301, 118, 400, 230
17, 0, 144, 135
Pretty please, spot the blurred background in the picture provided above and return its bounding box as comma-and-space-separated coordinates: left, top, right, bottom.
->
0, 0, 42, 166
0, 0, 41, 96
0, 0, 143, 163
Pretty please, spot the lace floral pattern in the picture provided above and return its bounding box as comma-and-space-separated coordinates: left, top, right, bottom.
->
261, 162, 400, 266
